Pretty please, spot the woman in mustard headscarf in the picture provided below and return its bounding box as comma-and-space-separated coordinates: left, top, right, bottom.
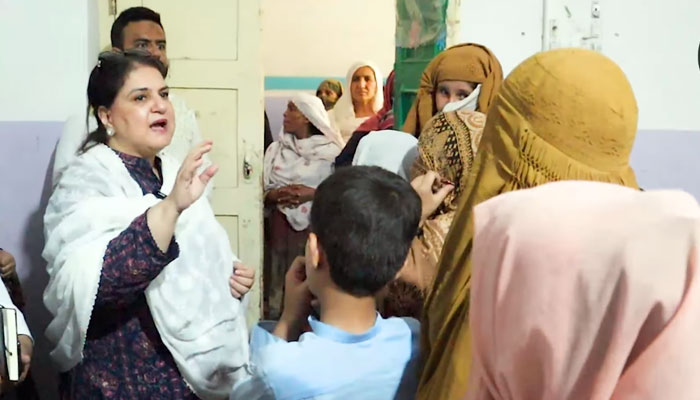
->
402, 43, 503, 136
417, 48, 640, 399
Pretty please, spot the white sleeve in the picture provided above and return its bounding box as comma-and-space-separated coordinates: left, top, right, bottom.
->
53, 114, 96, 185
0, 284, 31, 340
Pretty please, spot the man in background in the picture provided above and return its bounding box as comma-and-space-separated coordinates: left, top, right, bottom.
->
53, 7, 207, 182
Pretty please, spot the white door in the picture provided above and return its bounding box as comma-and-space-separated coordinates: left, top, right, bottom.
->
99, 0, 264, 325
543, 0, 603, 51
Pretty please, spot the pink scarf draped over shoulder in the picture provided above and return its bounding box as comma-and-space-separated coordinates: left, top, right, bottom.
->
468, 181, 700, 400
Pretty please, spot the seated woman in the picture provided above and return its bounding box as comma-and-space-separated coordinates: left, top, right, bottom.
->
315, 79, 343, 111
402, 43, 503, 137
418, 49, 639, 400
328, 62, 384, 142
383, 109, 486, 318
335, 70, 395, 167
468, 181, 700, 399
263, 93, 344, 319
43, 50, 254, 399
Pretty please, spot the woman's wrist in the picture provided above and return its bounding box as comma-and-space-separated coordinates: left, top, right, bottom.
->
264, 189, 277, 205
162, 196, 183, 216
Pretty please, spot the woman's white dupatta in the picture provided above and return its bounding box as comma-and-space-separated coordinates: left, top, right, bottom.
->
263, 93, 343, 231
43, 144, 249, 399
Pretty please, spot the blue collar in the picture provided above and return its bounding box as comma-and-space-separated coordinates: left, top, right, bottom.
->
307, 313, 382, 344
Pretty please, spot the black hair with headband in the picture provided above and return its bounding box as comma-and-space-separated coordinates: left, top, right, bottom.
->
79, 50, 167, 153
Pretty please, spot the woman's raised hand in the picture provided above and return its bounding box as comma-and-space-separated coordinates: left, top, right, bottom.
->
169, 141, 219, 213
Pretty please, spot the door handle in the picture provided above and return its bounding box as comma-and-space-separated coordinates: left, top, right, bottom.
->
243, 154, 253, 180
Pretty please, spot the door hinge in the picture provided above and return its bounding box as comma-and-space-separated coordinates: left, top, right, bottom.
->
109, 0, 117, 16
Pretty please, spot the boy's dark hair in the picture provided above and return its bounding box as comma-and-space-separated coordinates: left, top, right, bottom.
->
311, 166, 421, 297
111, 7, 163, 49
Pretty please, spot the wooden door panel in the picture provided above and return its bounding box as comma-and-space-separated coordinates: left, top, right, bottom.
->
112, 0, 263, 324
171, 88, 239, 189
144, 0, 240, 60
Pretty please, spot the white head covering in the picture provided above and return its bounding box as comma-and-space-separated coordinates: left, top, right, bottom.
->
281, 93, 345, 148
330, 62, 384, 141
442, 85, 482, 113
352, 130, 418, 180
264, 93, 343, 230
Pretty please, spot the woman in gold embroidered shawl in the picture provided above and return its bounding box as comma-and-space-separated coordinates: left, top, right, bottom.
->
417, 48, 640, 399
383, 110, 486, 318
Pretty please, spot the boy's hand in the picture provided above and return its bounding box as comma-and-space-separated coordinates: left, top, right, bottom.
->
275, 256, 312, 340
0, 250, 16, 280
229, 262, 255, 299
411, 171, 454, 222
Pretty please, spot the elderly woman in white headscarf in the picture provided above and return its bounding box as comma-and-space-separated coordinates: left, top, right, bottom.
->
328, 62, 384, 142
263, 93, 344, 319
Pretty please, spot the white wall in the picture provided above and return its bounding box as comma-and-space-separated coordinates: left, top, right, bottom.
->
459, 0, 700, 131
261, 0, 395, 78
0, 0, 96, 122
0, 1, 97, 398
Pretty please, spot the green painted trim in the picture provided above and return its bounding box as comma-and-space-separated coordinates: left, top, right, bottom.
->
264, 76, 345, 91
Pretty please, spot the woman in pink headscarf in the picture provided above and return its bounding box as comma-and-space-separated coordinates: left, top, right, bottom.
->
467, 180, 700, 400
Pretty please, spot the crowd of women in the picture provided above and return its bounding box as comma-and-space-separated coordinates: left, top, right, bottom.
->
262, 42, 700, 399
1, 17, 697, 396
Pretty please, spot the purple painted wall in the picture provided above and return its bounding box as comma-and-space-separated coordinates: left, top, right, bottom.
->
630, 130, 700, 198
0, 121, 63, 399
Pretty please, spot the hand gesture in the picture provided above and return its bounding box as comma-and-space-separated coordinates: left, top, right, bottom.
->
170, 141, 218, 213
281, 256, 313, 324
410, 171, 454, 222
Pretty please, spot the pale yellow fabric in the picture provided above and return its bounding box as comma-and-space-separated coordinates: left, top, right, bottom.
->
417, 48, 639, 400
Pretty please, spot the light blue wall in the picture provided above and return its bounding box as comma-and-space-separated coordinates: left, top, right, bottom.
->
265, 76, 344, 91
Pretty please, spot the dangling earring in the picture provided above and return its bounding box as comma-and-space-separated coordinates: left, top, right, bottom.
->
106, 126, 115, 137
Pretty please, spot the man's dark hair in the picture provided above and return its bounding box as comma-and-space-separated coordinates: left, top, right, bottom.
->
80, 50, 167, 153
111, 7, 163, 49
310, 166, 421, 297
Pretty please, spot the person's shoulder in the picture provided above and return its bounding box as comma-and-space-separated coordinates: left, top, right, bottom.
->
381, 316, 421, 348
250, 332, 325, 397
251, 326, 314, 374
383, 316, 421, 332
55, 144, 121, 191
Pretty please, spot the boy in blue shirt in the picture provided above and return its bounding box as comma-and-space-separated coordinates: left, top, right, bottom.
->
233, 166, 423, 399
